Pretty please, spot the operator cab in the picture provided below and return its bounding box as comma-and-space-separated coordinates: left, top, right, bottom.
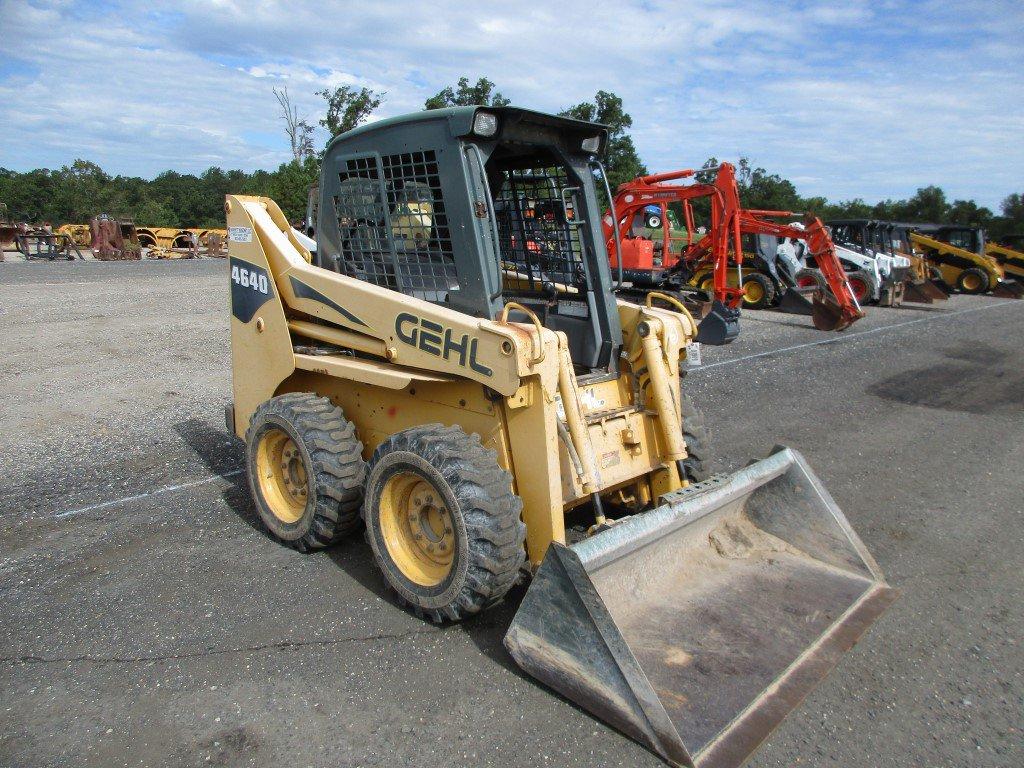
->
916, 224, 986, 255
315, 106, 619, 374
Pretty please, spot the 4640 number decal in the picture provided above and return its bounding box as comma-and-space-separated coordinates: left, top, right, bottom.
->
231, 264, 269, 294
229, 257, 274, 323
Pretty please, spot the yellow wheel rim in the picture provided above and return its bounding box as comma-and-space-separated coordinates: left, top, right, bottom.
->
379, 472, 455, 586
743, 280, 764, 304
962, 273, 981, 291
255, 428, 308, 524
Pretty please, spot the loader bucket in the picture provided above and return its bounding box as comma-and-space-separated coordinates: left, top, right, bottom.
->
992, 279, 1024, 299
505, 447, 896, 768
903, 278, 948, 303
695, 300, 740, 346
774, 287, 815, 316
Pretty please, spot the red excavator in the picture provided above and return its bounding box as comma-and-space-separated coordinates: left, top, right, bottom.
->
602, 163, 864, 344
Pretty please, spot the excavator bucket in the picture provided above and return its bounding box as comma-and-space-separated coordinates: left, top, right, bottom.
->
992, 280, 1024, 299
775, 287, 815, 316
505, 447, 896, 768
811, 293, 861, 331
695, 300, 740, 345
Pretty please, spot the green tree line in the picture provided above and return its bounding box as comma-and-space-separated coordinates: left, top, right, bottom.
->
2, 76, 1021, 240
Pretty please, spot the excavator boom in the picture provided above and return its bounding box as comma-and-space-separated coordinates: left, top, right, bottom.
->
681, 210, 865, 331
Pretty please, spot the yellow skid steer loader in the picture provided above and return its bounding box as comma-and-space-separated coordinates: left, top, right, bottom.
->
225, 106, 895, 768
910, 227, 1023, 298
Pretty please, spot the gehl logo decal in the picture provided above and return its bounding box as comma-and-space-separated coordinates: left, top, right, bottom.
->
395, 313, 492, 377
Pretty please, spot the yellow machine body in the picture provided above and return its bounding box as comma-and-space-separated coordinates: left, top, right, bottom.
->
226, 194, 696, 566
910, 231, 1004, 289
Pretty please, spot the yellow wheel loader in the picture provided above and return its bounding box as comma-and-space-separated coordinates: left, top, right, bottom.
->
985, 239, 1024, 283
910, 225, 1024, 298
225, 106, 895, 768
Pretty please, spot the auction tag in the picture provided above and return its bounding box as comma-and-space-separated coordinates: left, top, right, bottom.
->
228, 226, 253, 243
684, 342, 702, 367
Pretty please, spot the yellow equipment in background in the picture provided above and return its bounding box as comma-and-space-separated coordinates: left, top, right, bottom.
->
910, 228, 1023, 298
985, 241, 1024, 283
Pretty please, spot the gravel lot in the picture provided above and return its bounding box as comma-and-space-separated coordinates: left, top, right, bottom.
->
1, 259, 1021, 768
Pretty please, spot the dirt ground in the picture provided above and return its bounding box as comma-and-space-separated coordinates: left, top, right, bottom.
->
1, 259, 1021, 768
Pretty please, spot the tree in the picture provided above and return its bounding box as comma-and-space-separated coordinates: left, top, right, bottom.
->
948, 198, 993, 227
273, 87, 315, 162
1000, 192, 1024, 222
560, 91, 645, 192
268, 156, 320, 223
424, 77, 510, 109
317, 86, 383, 137
735, 158, 802, 212
893, 185, 949, 222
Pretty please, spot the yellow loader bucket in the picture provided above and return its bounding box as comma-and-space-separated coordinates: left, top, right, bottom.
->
505, 447, 896, 768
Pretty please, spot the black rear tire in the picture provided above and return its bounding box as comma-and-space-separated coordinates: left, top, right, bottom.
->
956, 267, 989, 294
245, 393, 366, 552
846, 268, 878, 304
363, 424, 526, 623
679, 389, 712, 482
741, 272, 775, 309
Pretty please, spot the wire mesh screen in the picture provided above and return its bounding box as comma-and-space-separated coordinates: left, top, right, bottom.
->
333, 151, 458, 303
493, 166, 587, 292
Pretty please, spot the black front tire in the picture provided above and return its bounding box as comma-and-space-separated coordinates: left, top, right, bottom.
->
679, 390, 712, 482
846, 268, 878, 304
363, 424, 526, 623
741, 272, 775, 310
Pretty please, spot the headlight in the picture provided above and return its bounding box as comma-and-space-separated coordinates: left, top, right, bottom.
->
472, 111, 498, 137
581, 135, 601, 153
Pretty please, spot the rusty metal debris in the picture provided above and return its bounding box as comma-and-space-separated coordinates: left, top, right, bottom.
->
16, 224, 84, 260
90, 214, 141, 261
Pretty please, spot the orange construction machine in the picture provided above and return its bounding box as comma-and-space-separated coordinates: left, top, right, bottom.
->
602, 163, 864, 345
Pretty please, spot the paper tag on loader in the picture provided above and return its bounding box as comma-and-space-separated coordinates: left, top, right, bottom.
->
684, 342, 702, 368
228, 226, 253, 243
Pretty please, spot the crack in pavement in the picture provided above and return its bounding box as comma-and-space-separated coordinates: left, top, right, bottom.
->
1, 624, 451, 667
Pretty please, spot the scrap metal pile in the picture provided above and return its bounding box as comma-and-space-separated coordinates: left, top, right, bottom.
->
0, 202, 227, 261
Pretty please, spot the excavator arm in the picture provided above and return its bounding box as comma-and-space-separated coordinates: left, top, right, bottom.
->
601, 165, 747, 345
680, 205, 864, 331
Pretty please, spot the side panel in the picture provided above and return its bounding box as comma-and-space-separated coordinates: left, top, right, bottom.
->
225, 200, 294, 438
505, 377, 568, 566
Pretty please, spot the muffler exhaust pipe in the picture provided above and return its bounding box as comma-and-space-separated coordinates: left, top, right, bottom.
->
506, 447, 896, 768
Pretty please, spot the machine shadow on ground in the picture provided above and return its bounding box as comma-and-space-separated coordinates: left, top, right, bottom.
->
172, 418, 534, 678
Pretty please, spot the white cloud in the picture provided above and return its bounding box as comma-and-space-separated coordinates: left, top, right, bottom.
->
0, 0, 1021, 207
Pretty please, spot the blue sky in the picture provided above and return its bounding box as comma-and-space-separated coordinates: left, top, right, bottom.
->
1, 0, 1022, 208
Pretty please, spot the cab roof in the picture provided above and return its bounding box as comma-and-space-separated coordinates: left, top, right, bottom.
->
325, 105, 610, 156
